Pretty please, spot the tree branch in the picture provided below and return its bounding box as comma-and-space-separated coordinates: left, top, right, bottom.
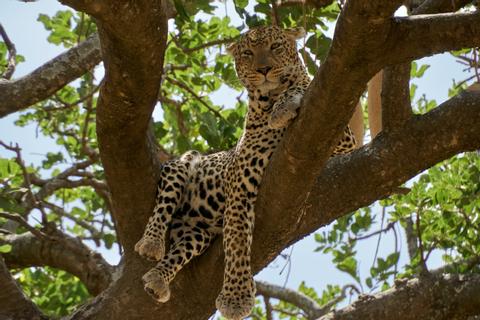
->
1, 230, 113, 295
414, 0, 473, 14
0, 33, 101, 118
77, 0, 169, 253
57, 0, 108, 18
276, 0, 335, 9
0, 257, 46, 320
370, 0, 474, 138
0, 23, 18, 80
0, 212, 47, 239
256, 281, 330, 319
388, 11, 480, 65
318, 273, 480, 320
381, 63, 412, 131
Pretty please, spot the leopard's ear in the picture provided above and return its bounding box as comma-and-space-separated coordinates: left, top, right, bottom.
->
226, 42, 237, 55
284, 27, 305, 40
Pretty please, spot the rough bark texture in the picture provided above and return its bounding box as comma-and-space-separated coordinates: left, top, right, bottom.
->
2, 1, 480, 320
0, 34, 101, 118
0, 257, 46, 320
319, 274, 480, 320
381, 63, 412, 130
1, 231, 113, 295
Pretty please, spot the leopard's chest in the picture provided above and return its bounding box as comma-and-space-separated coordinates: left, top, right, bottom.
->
225, 124, 286, 197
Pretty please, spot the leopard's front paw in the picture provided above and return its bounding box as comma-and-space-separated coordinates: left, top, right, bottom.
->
142, 268, 171, 303
215, 289, 255, 320
135, 237, 165, 261
268, 107, 297, 129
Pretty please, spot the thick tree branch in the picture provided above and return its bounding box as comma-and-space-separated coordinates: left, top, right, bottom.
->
414, 0, 473, 14
388, 11, 480, 64
0, 257, 46, 320
381, 63, 412, 131
0, 34, 101, 118
255, 1, 407, 273
92, 0, 168, 253
371, 0, 469, 136
57, 0, 108, 18
318, 273, 480, 320
1, 230, 113, 295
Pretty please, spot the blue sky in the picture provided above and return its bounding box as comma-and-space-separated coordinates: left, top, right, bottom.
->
0, 0, 475, 313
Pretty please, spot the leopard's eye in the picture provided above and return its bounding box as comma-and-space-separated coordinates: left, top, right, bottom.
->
242, 49, 254, 57
270, 42, 283, 50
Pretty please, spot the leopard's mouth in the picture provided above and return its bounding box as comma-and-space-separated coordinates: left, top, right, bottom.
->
145, 286, 161, 301
256, 78, 282, 91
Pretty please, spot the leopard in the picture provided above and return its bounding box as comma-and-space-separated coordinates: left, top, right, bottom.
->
134, 25, 356, 320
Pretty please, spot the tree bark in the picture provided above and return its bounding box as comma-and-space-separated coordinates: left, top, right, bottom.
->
0, 257, 46, 320
1, 231, 113, 295
319, 274, 480, 320
0, 34, 101, 118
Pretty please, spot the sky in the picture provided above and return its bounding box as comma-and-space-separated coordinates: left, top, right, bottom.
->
0, 0, 476, 315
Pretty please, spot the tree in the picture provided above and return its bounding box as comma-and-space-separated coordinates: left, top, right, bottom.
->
0, 0, 479, 319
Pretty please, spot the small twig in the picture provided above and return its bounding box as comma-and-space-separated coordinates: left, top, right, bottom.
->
454, 74, 476, 89
415, 203, 429, 275
393, 223, 399, 276
320, 283, 360, 313
264, 296, 273, 320
372, 206, 386, 268
166, 76, 231, 124
271, 307, 306, 318
48, 79, 102, 111
0, 141, 48, 223
172, 35, 238, 54
351, 220, 396, 242
42, 201, 103, 246
276, 0, 334, 9
271, 0, 280, 26
0, 23, 17, 79
0, 212, 46, 239
77, 13, 85, 44
80, 77, 99, 158
279, 245, 294, 287
404, 215, 418, 261
473, 48, 480, 83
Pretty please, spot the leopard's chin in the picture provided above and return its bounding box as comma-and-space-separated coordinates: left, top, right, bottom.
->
256, 80, 281, 92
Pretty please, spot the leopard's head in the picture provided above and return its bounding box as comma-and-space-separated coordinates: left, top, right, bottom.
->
228, 26, 305, 92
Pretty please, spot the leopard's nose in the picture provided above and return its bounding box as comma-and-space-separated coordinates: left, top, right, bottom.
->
256, 66, 272, 75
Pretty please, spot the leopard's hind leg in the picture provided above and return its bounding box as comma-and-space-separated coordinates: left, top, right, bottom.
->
142, 218, 215, 302
135, 153, 197, 261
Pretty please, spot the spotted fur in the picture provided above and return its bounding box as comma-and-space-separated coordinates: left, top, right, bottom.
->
135, 26, 356, 319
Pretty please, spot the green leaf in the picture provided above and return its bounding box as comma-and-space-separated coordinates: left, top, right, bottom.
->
173, 0, 190, 21
103, 233, 116, 249
233, 0, 249, 18
0, 196, 25, 214
0, 244, 12, 253
337, 256, 359, 282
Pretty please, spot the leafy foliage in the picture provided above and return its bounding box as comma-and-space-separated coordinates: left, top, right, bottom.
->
17, 267, 89, 317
